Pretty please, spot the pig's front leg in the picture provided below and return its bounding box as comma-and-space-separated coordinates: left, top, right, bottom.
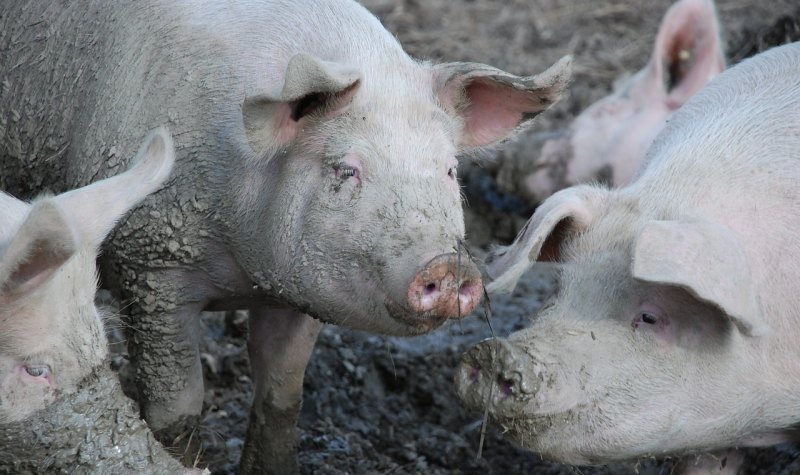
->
239, 307, 323, 475
121, 270, 208, 462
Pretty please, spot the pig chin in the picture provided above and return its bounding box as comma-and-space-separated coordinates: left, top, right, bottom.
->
493, 403, 711, 466
498, 415, 620, 466
383, 296, 450, 335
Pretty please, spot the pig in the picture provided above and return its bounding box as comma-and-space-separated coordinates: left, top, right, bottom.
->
0, 0, 572, 472
456, 41, 800, 474
0, 129, 195, 474
498, 0, 725, 204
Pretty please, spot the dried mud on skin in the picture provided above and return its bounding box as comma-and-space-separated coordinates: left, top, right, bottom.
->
102, 1, 800, 474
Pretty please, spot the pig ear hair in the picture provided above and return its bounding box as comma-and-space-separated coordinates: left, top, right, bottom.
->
0, 199, 79, 297
434, 55, 572, 149
485, 185, 605, 294
632, 219, 768, 337
651, 0, 725, 106
243, 53, 361, 153
56, 127, 175, 249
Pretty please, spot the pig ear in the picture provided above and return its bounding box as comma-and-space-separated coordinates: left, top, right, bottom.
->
649, 0, 725, 106
243, 53, 361, 153
434, 55, 572, 149
56, 127, 175, 249
632, 220, 768, 337
0, 199, 79, 296
485, 185, 607, 294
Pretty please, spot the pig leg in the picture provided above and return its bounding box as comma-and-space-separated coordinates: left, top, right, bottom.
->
674, 449, 743, 475
239, 308, 323, 475
120, 270, 208, 462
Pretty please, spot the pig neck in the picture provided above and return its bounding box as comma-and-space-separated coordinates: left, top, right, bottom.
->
0, 364, 185, 475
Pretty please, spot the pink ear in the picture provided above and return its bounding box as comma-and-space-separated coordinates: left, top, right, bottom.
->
57, 127, 175, 249
485, 184, 607, 294
0, 200, 78, 297
435, 56, 572, 149
243, 53, 361, 153
649, 0, 725, 107
633, 219, 768, 337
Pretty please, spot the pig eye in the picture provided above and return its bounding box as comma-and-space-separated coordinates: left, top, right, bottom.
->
641, 312, 658, 324
335, 165, 359, 180
447, 166, 457, 180
632, 309, 665, 331
24, 365, 50, 378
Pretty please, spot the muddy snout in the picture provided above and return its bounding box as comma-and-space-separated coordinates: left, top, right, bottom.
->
455, 338, 541, 418
407, 252, 483, 319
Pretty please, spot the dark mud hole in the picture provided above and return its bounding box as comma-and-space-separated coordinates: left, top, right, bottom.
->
104, 1, 800, 473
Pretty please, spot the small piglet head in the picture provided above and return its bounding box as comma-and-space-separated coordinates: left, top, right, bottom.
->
236, 21, 572, 335
0, 129, 174, 423
459, 185, 769, 463
522, 0, 725, 203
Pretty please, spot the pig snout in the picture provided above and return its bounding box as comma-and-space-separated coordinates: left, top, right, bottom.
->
406, 253, 483, 320
456, 338, 542, 418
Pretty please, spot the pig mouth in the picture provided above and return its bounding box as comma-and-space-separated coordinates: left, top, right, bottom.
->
384, 296, 449, 334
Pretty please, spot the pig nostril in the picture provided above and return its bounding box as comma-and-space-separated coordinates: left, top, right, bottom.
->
423, 282, 438, 296
459, 280, 480, 298
469, 365, 481, 382
497, 376, 515, 397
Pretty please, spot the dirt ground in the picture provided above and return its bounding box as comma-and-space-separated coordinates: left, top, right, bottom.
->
104, 1, 800, 473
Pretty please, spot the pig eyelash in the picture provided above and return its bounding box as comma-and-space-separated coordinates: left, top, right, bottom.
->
448, 166, 457, 180
335, 164, 360, 181
24, 365, 50, 379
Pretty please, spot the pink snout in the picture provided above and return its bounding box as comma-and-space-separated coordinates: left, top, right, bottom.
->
407, 253, 483, 319
455, 338, 541, 418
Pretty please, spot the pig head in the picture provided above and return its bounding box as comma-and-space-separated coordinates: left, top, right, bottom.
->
0, 129, 193, 472
0, 128, 174, 422
233, 51, 574, 335
0, 1, 574, 471
457, 41, 800, 467
517, 0, 725, 203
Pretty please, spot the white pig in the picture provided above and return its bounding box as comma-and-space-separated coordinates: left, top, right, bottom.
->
0, 1, 571, 471
0, 129, 195, 473
457, 41, 800, 474
514, 0, 725, 203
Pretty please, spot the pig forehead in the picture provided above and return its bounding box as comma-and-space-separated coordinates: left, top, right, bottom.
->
0, 305, 62, 356
331, 102, 460, 163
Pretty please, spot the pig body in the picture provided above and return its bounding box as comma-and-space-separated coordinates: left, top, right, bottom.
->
0, 1, 570, 471
502, 0, 725, 204
457, 42, 800, 470
0, 130, 190, 473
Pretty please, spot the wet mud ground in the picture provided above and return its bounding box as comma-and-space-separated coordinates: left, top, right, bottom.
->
103, 1, 800, 473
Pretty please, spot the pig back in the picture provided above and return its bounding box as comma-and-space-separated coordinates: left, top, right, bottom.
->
0, 0, 236, 200
637, 42, 800, 200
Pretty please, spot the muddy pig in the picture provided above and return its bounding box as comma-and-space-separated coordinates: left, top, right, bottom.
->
0, 129, 198, 474
457, 41, 800, 474
499, 0, 725, 204
0, 1, 571, 472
